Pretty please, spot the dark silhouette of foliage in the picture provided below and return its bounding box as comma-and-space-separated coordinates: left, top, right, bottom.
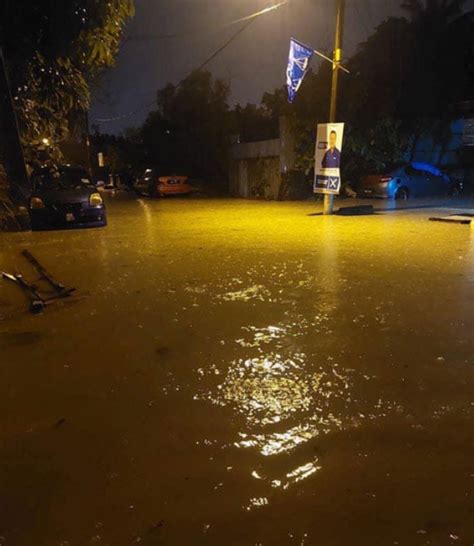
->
0, 0, 134, 162
260, 0, 473, 181
141, 71, 232, 182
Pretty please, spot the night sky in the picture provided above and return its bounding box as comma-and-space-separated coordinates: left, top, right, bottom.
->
90, 0, 405, 134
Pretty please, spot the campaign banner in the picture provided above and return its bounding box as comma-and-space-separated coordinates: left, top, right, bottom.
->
286, 38, 314, 103
314, 123, 345, 195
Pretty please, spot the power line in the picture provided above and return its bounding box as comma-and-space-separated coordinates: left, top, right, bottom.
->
94, 1, 289, 124
195, 18, 254, 73
125, 1, 289, 43
94, 20, 256, 124
93, 100, 156, 124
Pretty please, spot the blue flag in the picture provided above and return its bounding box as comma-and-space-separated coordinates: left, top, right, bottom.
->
286, 38, 314, 103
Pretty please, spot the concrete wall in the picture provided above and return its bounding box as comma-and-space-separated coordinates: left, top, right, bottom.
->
231, 139, 280, 161
229, 117, 296, 199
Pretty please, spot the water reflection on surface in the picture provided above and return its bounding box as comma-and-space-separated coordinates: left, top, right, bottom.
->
198, 311, 359, 505
1, 197, 474, 545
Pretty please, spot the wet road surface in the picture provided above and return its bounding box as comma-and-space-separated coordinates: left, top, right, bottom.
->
1, 195, 474, 545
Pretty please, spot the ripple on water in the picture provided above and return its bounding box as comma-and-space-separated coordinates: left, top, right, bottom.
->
196, 317, 406, 500
201, 346, 354, 453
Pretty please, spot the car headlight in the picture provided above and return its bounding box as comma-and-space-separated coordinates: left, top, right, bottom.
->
30, 197, 45, 209
89, 193, 103, 206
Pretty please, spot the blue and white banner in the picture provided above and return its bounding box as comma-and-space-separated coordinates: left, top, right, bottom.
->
286, 38, 314, 103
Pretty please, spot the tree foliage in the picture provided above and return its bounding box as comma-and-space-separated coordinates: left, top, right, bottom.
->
346, 0, 473, 128
343, 118, 410, 182
91, 128, 142, 175
0, 0, 135, 162
230, 103, 279, 143
93, 0, 473, 192
141, 70, 232, 182
261, 0, 473, 182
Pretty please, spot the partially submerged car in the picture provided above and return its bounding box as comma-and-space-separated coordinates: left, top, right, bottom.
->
134, 169, 193, 197
29, 166, 107, 231
359, 162, 462, 199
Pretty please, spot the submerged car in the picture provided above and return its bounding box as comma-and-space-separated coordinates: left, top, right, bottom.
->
134, 169, 193, 197
359, 162, 461, 199
29, 166, 107, 231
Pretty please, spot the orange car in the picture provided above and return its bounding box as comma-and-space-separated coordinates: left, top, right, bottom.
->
156, 175, 193, 197
134, 169, 193, 197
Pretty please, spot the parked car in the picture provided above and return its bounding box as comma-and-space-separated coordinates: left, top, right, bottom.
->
359, 162, 462, 199
29, 165, 107, 231
134, 169, 193, 197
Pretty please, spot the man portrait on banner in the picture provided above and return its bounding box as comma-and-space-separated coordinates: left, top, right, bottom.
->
321, 130, 341, 168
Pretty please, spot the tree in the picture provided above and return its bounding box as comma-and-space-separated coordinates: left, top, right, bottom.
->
345, 1, 473, 137
343, 118, 410, 183
342, 17, 412, 129
0, 0, 135, 163
230, 103, 279, 143
260, 62, 332, 175
259, 0, 474, 188
91, 128, 143, 175
142, 70, 231, 183
399, 0, 473, 119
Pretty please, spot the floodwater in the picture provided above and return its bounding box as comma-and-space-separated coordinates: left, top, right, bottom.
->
0, 195, 474, 546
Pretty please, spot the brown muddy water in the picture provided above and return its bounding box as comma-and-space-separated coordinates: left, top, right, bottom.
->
0, 196, 473, 545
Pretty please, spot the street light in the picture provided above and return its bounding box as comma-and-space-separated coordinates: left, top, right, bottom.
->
42, 137, 50, 146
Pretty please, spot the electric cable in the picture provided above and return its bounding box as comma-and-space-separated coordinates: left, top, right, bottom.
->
94, 1, 288, 123
125, 1, 289, 43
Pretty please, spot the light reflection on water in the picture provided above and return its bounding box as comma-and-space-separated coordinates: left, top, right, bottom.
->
196, 306, 403, 506
285, 460, 322, 486
220, 284, 272, 302
186, 218, 469, 512
176, 244, 430, 515
197, 315, 358, 503
220, 353, 353, 430
245, 460, 322, 511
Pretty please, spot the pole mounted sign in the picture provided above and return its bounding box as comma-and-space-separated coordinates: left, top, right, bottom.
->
284, 0, 347, 212
314, 123, 344, 195
286, 38, 314, 104
286, 38, 349, 105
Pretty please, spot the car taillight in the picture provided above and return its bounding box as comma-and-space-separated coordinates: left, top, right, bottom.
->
89, 193, 103, 206
30, 197, 45, 209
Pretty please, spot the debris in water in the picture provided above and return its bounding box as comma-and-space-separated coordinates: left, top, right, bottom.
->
2, 250, 76, 314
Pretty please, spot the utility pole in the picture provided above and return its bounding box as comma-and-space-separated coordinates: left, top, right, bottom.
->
323, 0, 345, 215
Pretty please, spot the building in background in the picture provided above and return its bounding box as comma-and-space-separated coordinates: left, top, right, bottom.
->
229, 117, 303, 200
